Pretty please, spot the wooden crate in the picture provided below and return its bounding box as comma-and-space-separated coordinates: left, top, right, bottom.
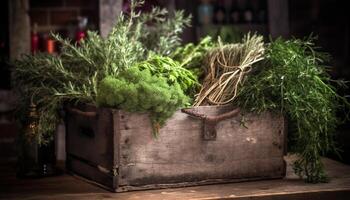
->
65, 104, 286, 192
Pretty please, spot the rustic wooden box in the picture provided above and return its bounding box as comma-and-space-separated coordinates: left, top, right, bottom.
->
65, 104, 286, 192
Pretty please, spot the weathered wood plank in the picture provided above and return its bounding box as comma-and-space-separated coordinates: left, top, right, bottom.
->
1, 157, 350, 200
66, 105, 286, 192
118, 105, 237, 130
66, 107, 114, 169
118, 109, 285, 188
118, 158, 284, 186
67, 156, 116, 190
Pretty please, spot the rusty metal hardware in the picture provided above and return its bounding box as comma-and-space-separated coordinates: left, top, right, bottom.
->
181, 108, 240, 140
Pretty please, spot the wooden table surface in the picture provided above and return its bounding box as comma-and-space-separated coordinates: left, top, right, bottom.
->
1, 156, 350, 200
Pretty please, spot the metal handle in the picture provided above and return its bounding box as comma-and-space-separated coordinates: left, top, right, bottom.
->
181, 107, 240, 140
67, 107, 97, 118
181, 108, 240, 122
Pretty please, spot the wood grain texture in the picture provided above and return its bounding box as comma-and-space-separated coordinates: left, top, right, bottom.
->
66, 106, 114, 169
66, 105, 286, 192
118, 106, 285, 190
66, 105, 117, 189
1, 157, 350, 200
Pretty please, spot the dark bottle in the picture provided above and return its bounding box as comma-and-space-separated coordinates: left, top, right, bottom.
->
17, 104, 39, 178
243, 0, 254, 23
37, 139, 57, 177
197, 0, 214, 25
213, 0, 226, 24
229, 0, 241, 24
17, 104, 60, 178
257, 0, 267, 24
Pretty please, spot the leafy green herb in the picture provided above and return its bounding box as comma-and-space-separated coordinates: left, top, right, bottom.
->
12, 0, 191, 144
135, 54, 199, 95
140, 8, 191, 56
235, 37, 349, 183
12, 53, 95, 144
171, 36, 216, 78
96, 67, 189, 133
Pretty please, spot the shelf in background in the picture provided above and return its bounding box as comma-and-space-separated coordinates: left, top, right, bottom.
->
196, 24, 268, 41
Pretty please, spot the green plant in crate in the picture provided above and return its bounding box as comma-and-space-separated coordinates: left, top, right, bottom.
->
140, 8, 191, 56
135, 54, 199, 95
96, 67, 189, 133
12, 0, 192, 144
234, 36, 349, 183
171, 36, 216, 79
13, 53, 96, 144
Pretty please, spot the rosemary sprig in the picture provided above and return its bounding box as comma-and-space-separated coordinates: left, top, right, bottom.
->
12, 0, 191, 144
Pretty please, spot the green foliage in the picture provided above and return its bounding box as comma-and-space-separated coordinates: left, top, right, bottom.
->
97, 67, 189, 132
217, 26, 243, 44
171, 36, 216, 78
235, 37, 349, 183
12, 0, 191, 144
135, 54, 199, 95
13, 53, 95, 144
53, 0, 148, 80
140, 8, 191, 56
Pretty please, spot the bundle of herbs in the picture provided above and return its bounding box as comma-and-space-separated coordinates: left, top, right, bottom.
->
194, 33, 265, 106
13, 0, 192, 144
12, 0, 348, 183
234, 37, 349, 183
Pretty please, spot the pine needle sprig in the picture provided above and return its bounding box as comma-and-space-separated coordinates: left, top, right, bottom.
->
140, 8, 191, 56
234, 36, 349, 183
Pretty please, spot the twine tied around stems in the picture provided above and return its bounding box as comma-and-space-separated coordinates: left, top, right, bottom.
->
194, 33, 265, 106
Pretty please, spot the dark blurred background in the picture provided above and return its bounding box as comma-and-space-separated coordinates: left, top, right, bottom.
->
0, 0, 349, 164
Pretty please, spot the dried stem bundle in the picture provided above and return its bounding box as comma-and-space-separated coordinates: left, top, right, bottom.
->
194, 33, 264, 106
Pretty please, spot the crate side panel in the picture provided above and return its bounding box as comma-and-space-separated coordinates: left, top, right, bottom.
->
118, 108, 285, 187
67, 156, 116, 190
66, 107, 114, 169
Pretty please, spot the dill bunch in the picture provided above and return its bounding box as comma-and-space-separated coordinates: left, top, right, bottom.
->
235, 37, 349, 183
